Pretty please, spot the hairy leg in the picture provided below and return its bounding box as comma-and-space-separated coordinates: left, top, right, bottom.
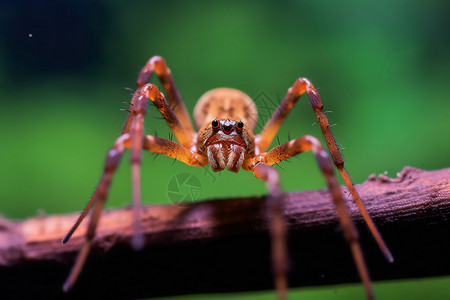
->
134, 83, 196, 149
255, 78, 393, 262
143, 135, 207, 167
137, 56, 195, 134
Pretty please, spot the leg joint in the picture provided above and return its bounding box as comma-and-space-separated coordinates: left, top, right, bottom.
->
137, 56, 168, 86
139, 83, 165, 103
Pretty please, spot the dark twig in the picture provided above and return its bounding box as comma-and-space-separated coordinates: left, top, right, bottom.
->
0, 167, 448, 299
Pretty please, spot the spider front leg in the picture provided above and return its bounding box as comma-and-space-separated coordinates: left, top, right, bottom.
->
137, 56, 196, 139
121, 56, 196, 150
143, 135, 207, 167
252, 135, 374, 300
256, 78, 393, 262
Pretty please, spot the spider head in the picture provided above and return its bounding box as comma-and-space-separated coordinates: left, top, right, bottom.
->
199, 119, 254, 173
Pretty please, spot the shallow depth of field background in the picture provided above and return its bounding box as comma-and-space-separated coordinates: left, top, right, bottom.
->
0, 1, 449, 299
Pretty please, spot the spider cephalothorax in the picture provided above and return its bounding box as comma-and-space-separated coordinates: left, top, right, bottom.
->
62, 56, 392, 300
194, 87, 256, 172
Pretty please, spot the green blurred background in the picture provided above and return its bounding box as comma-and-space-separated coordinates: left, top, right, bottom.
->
0, 0, 449, 299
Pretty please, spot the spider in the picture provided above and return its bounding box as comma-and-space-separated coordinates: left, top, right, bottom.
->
62, 56, 393, 299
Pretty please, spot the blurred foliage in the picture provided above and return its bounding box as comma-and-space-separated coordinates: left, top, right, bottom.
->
0, 0, 448, 299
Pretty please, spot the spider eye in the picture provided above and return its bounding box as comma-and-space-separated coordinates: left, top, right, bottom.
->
211, 119, 219, 128
236, 120, 244, 129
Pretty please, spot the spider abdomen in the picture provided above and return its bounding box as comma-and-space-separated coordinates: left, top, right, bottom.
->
193, 88, 258, 130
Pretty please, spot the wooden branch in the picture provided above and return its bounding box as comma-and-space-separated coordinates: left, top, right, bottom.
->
0, 167, 449, 299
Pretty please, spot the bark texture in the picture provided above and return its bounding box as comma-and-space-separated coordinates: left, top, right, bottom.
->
0, 166, 449, 299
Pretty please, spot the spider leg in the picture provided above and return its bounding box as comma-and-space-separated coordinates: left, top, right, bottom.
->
123, 83, 199, 247
129, 91, 148, 250
62, 133, 130, 292
130, 83, 196, 149
252, 163, 287, 300
63, 86, 152, 291
62, 88, 153, 245
126, 84, 197, 250
251, 135, 374, 300
143, 135, 208, 167
137, 56, 195, 135
255, 78, 393, 262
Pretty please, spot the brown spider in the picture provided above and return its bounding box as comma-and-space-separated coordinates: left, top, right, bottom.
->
62, 56, 393, 299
